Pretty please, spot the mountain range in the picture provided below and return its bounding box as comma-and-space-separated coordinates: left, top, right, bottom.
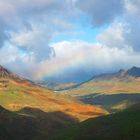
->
92, 66, 140, 81
37, 66, 140, 91
61, 66, 140, 95
60, 66, 140, 112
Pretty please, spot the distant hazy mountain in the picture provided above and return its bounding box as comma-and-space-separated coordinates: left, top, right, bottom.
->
91, 69, 127, 81
92, 66, 140, 81
61, 66, 140, 112
127, 66, 140, 77
37, 66, 140, 91
37, 82, 77, 91
63, 66, 140, 96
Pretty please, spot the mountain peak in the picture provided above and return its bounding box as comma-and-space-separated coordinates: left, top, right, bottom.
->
0, 65, 8, 70
0, 65, 12, 78
127, 66, 140, 77
0, 65, 35, 90
91, 66, 140, 81
131, 66, 139, 69
118, 69, 125, 73
116, 69, 126, 76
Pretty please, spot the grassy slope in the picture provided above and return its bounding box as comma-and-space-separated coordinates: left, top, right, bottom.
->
0, 79, 107, 121
50, 104, 140, 140
0, 79, 108, 139
62, 80, 140, 97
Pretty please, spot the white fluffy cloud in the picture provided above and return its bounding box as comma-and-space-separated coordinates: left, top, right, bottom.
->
125, 0, 140, 18
35, 41, 140, 82
97, 22, 129, 49
96, 0, 140, 52
0, 0, 75, 60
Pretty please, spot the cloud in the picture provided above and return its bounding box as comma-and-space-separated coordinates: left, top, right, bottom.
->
97, 22, 130, 49
75, 0, 140, 52
0, 0, 140, 82
35, 40, 140, 82
0, 0, 75, 61
125, 0, 140, 18
123, 0, 140, 51
96, 0, 140, 52
75, 0, 124, 26
0, 0, 79, 80
9, 25, 55, 62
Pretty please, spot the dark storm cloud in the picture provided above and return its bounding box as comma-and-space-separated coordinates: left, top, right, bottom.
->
75, 0, 124, 26
123, 0, 140, 51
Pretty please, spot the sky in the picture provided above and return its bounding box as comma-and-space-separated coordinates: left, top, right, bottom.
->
0, 0, 140, 83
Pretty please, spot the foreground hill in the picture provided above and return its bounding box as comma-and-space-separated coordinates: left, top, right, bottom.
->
0, 106, 78, 140
50, 104, 140, 140
61, 67, 140, 112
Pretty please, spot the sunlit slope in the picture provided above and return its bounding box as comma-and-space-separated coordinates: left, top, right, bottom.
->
63, 79, 140, 96
0, 66, 107, 121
